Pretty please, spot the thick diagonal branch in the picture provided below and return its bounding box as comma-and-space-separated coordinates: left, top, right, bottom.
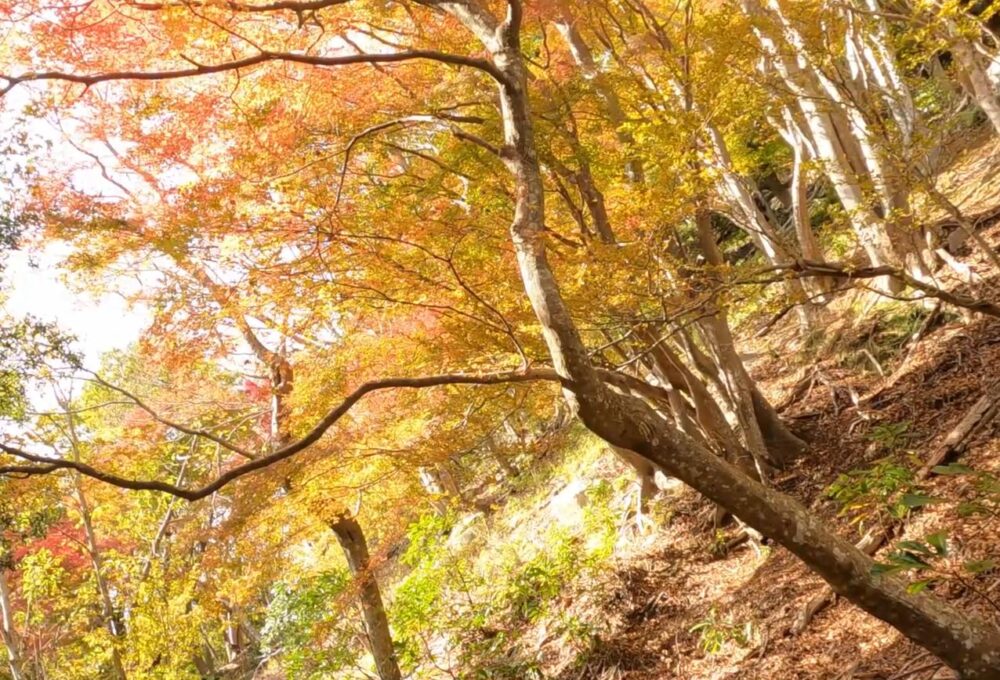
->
0, 369, 563, 500
2, 49, 506, 96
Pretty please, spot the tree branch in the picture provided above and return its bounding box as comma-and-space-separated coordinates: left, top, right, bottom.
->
754, 260, 1000, 319
86, 373, 256, 460
1, 48, 505, 96
334, 115, 474, 209
0, 369, 564, 500
126, 0, 351, 11
451, 128, 503, 156
0, 463, 61, 478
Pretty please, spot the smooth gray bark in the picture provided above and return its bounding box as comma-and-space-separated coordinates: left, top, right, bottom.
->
952, 25, 1000, 133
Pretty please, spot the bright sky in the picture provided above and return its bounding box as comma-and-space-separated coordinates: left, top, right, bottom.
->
0, 22, 368, 380
4, 246, 149, 367
1, 87, 151, 408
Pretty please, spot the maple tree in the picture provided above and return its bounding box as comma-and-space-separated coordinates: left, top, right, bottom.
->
2, 0, 1000, 677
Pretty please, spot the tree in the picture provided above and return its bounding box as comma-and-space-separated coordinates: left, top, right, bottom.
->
328, 512, 401, 680
3, 1, 1000, 677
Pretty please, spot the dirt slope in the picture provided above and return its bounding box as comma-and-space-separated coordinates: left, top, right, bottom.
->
527, 135, 1000, 680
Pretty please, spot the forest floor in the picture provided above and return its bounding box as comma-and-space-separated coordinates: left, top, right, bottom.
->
437, 131, 1000, 679
548, 304, 1000, 679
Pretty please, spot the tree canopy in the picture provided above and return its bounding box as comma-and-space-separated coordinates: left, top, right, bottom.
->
3, 0, 1000, 678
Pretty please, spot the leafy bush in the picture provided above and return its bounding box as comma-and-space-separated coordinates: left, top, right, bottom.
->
870, 464, 1000, 606
497, 529, 582, 623
689, 607, 754, 655
392, 511, 473, 669
260, 569, 360, 678
867, 421, 914, 453
837, 303, 931, 372
581, 479, 619, 562
826, 457, 917, 529
392, 482, 618, 677
874, 531, 998, 601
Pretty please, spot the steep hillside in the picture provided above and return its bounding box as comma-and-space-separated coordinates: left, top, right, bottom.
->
379, 137, 1000, 678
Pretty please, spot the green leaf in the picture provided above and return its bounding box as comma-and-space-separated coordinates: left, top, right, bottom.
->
926, 532, 948, 556
889, 552, 931, 569
963, 559, 997, 575
897, 540, 932, 555
957, 501, 986, 517
906, 578, 935, 594
900, 493, 940, 508
931, 464, 975, 476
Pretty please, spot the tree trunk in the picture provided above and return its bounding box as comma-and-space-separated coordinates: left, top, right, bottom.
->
220, 296, 405, 675
63, 409, 127, 680
741, 0, 904, 279
170, 266, 410, 677
138, 461, 187, 583
222, 604, 251, 673
0, 569, 25, 680
610, 446, 662, 514
75, 482, 128, 680
676, 325, 733, 403
851, 0, 919, 149
702, 122, 814, 328
448, 6, 1000, 676
328, 514, 401, 680
546, 148, 616, 244
575, 162, 616, 244
693, 208, 807, 469
633, 328, 757, 474
553, 10, 644, 183
951, 26, 1000, 134
597, 336, 679, 500
764, 0, 934, 283
773, 106, 831, 295
704, 124, 793, 261
787, 127, 831, 295
612, 399, 1000, 679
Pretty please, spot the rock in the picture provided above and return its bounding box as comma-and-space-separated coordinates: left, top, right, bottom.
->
947, 227, 968, 253
548, 479, 590, 527
445, 512, 485, 552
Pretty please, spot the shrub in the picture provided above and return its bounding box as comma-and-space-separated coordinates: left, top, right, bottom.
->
689, 607, 754, 655
826, 457, 916, 529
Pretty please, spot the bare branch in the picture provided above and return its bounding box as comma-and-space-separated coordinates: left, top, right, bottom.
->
335, 116, 446, 209
755, 260, 1000, 319
451, 129, 503, 156
126, 1, 352, 13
